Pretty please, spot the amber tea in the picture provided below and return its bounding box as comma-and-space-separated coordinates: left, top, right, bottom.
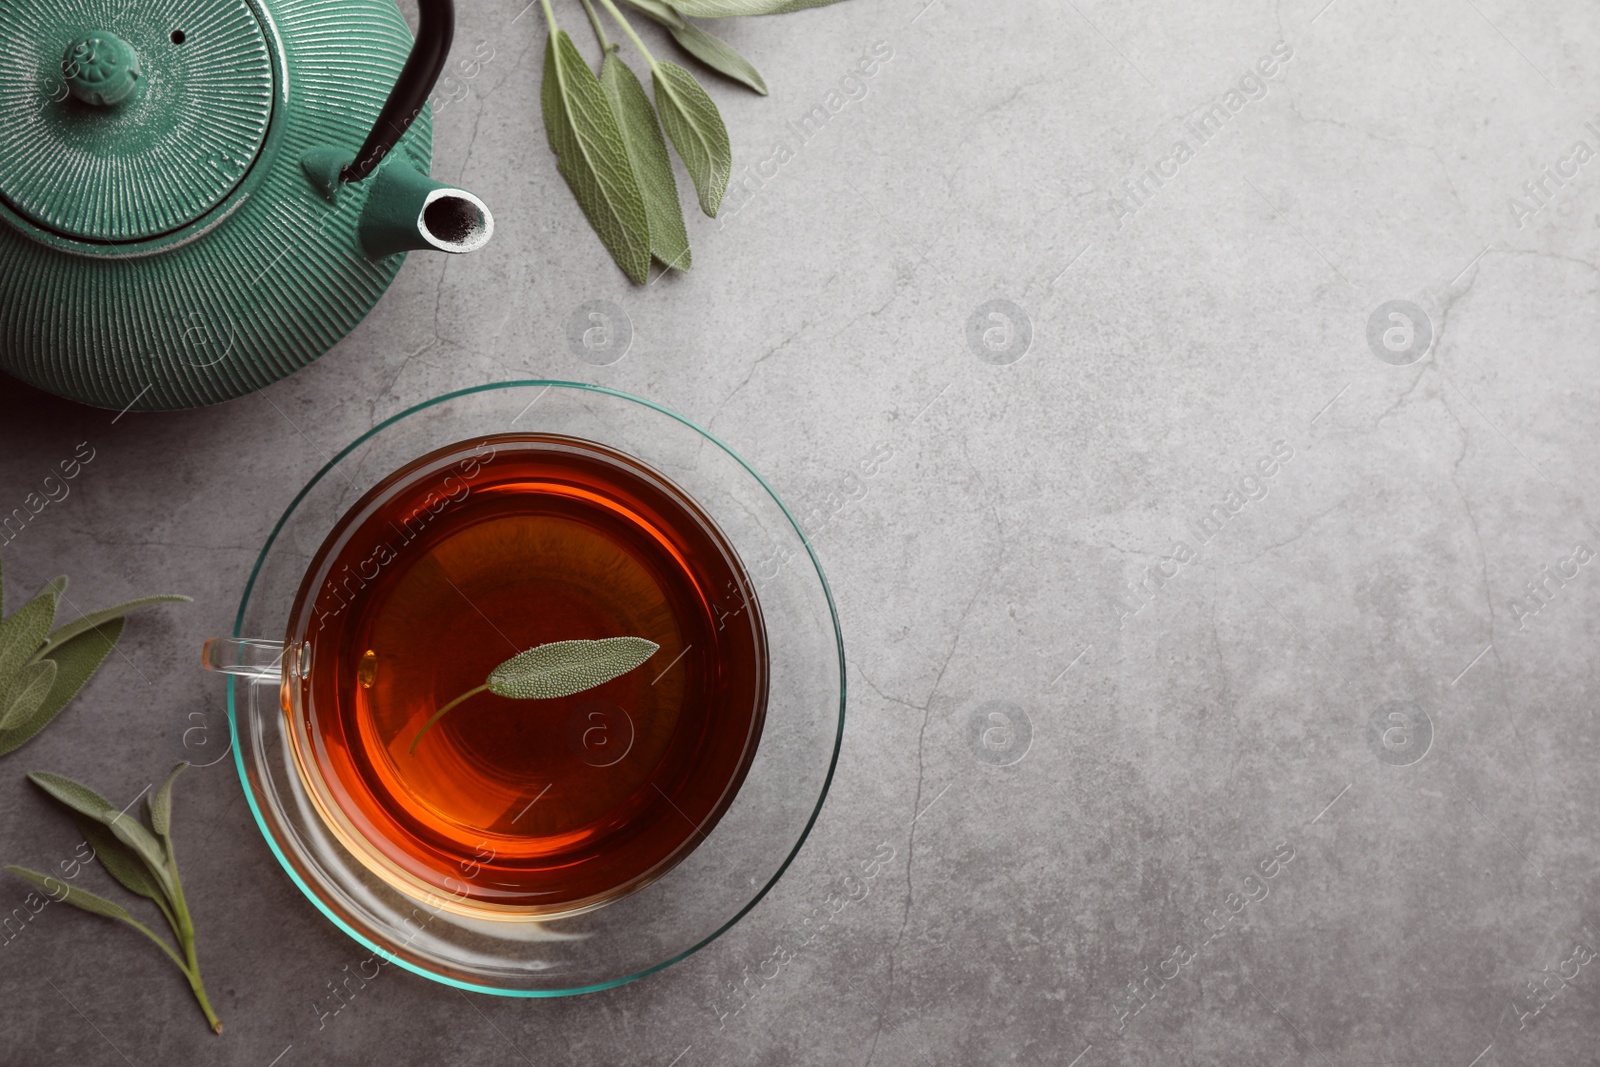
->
284, 434, 767, 915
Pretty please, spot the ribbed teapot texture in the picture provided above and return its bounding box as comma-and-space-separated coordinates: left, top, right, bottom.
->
0, 0, 488, 410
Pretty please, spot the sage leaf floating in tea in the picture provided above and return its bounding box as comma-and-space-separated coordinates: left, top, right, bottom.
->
489, 636, 661, 698
7, 763, 222, 1033
0, 551, 189, 757
410, 636, 660, 754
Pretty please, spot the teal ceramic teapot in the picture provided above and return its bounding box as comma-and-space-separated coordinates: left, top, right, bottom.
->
0, 0, 493, 410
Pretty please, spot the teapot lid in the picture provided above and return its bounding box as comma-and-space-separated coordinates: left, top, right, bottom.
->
0, 0, 273, 243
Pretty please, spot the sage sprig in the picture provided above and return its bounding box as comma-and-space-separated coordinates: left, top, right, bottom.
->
0, 552, 188, 757
670, 0, 846, 14
7, 763, 222, 1033
537, 0, 845, 281
621, 0, 769, 94
594, 0, 732, 219
410, 636, 659, 754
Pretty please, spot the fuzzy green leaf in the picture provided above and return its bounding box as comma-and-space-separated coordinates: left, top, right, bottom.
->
40, 595, 189, 657
149, 762, 187, 839
27, 769, 116, 820
665, 19, 768, 94
620, 0, 685, 25
8, 763, 217, 1032
0, 617, 123, 758
28, 772, 171, 894
6, 865, 132, 922
601, 52, 692, 270
70, 814, 168, 907
669, 0, 845, 15
409, 637, 660, 753
652, 61, 732, 217
488, 637, 661, 699
42, 576, 67, 599
0, 660, 56, 731
543, 28, 653, 283
0, 591, 55, 684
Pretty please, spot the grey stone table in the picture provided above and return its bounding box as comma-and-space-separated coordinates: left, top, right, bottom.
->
3, 0, 1598, 1063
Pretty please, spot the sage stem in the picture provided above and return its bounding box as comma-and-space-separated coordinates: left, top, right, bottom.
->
166, 838, 223, 1034
596, 0, 658, 67
409, 683, 490, 755
580, 0, 613, 53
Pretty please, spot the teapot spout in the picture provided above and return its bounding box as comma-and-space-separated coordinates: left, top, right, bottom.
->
359, 160, 493, 259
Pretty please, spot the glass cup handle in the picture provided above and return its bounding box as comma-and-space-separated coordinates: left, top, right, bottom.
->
201, 638, 287, 683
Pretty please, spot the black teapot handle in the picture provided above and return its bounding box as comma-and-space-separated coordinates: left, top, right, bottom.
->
340, 0, 454, 183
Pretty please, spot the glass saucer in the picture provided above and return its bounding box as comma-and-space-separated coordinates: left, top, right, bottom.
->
225, 382, 844, 995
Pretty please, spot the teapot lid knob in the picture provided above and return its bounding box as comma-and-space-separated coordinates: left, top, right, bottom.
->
0, 1, 274, 244
61, 33, 142, 107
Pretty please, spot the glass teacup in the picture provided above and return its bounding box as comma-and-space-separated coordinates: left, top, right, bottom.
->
206, 430, 768, 918
202, 383, 842, 995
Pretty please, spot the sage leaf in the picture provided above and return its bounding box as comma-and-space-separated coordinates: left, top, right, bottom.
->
70, 813, 169, 907
27, 771, 171, 895
652, 60, 732, 216
8, 767, 220, 1032
107, 812, 170, 892
621, 0, 684, 25
543, 28, 653, 283
489, 637, 661, 698
0, 660, 56, 731
411, 636, 659, 752
40, 594, 190, 657
0, 590, 55, 683
43, 576, 67, 598
149, 762, 187, 839
26, 770, 115, 820
665, 19, 768, 94
0, 617, 123, 758
6, 865, 132, 922
669, 0, 845, 16
601, 51, 693, 270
